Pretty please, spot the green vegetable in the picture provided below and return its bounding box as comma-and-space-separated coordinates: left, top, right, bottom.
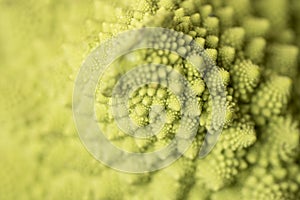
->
0, 0, 300, 199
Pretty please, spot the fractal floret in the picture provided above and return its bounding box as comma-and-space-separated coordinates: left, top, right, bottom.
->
0, 0, 300, 200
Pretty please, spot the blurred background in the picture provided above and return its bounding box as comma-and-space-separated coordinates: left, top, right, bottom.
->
0, 0, 128, 199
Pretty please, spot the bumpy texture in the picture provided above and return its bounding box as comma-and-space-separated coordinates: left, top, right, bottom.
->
0, 0, 300, 200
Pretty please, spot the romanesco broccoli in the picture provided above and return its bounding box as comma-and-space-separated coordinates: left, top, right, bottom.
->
1, 0, 300, 199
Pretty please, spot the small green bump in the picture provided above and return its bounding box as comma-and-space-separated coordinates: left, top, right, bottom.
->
203, 17, 219, 35
191, 79, 205, 95
147, 87, 156, 96
156, 88, 167, 99
218, 46, 236, 70
205, 48, 218, 63
219, 68, 230, 86
174, 8, 185, 19
205, 35, 219, 49
177, 46, 187, 55
134, 104, 148, 116
231, 60, 261, 102
181, 0, 197, 14
221, 27, 245, 50
245, 37, 266, 64
195, 37, 205, 48
251, 75, 292, 125
168, 97, 181, 112
195, 27, 207, 37
159, 0, 178, 10
199, 5, 213, 19
142, 96, 152, 106
190, 13, 201, 26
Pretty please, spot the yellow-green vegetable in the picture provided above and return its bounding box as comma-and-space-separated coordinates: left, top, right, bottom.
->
1, 0, 300, 199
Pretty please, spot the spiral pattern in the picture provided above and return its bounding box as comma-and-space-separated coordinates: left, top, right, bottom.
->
73, 27, 226, 173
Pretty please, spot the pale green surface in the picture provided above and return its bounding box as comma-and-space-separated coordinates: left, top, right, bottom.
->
0, 0, 300, 199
